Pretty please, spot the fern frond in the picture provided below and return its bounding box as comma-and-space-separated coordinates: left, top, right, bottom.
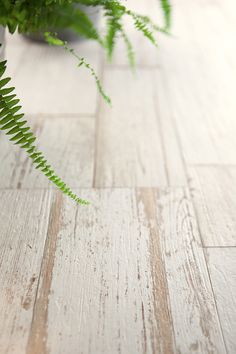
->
0, 60, 88, 205
160, 0, 171, 30
104, 5, 123, 60
45, 32, 111, 105
125, 10, 158, 47
120, 29, 135, 68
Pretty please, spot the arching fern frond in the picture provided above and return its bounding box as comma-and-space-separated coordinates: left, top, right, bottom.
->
120, 29, 135, 68
44, 32, 111, 105
160, 0, 171, 30
0, 60, 88, 205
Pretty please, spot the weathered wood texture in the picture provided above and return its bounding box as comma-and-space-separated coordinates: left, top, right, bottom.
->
94, 69, 168, 188
6, 33, 100, 115
1, 0, 236, 353
188, 166, 236, 247
0, 116, 94, 189
0, 190, 52, 354
149, 188, 225, 354
207, 248, 236, 354
23, 188, 225, 354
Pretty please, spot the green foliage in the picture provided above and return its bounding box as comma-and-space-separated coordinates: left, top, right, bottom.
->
0, 60, 88, 205
160, 0, 171, 30
0, 0, 171, 60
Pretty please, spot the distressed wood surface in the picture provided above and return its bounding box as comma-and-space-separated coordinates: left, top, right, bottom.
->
207, 248, 236, 354
94, 69, 168, 188
0, 190, 52, 354
1, 0, 236, 353
0, 116, 94, 189
24, 188, 225, 354
148, 188, 225, 353
188, 166, 236, 247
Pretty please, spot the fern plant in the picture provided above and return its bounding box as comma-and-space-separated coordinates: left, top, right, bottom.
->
0, 60, 88, 204
0, 0, 171, 204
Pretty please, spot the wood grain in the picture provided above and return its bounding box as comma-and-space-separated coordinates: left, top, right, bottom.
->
35, 189, 165, 354
0, 116, 94, 189
94, 69, 168, 188
207, 248, 236, 354
0, 190, 52, 354
139, 188, 225, 354
188, 166, 236, 247
27, 192, 63, 354
26, 188, 225, 354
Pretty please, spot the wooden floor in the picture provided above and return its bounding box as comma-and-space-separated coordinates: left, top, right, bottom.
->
1, 0, 236, 353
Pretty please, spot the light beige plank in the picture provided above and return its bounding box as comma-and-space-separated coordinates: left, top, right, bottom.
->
139, 188, 225, 354
188, 166, 236, 247
156, 1, 236, 164
0, 116, 94, 189
154, 71, 187, 186
0, 190, 52, 354
28, 188, 225, 354
5, 33, 100, 115
207, 248, 236, 354
95, 69, 168, 187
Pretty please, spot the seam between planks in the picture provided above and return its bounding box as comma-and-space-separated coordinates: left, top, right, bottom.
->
92, 48, 105, 188
152, 70, 170, 186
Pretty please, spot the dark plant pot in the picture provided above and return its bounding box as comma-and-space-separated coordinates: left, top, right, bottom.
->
25, 6, 100, 43
0, 26, 5, 60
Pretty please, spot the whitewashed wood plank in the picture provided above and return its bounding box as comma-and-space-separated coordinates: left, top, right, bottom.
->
0, 116, 94, 189
188, 166, 236, 247
154, 71, 188, 186
27, 188, 225, 354
94, 69, 168, 187
5, 33, 100, 115
0, 190, 52, 354
29, 189, 175, 354
138, 188, 226, 354
156, 1, 236, 164
207, 248, 236, 354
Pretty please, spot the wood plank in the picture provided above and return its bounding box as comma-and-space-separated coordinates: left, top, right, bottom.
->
207, 248, 236, 354
156, 1, 236, 164
0, 190, 52, 354
188, 166, 236, 247
94, 69, 168, 187
28, 188, 225, 353
5, 33, 100, 115
139, 188, 225, 354
154, 71, 188, 186
0, 116, 94, 189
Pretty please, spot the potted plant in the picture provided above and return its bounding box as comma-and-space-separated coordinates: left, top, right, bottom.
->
0, 0, 171, 204
0, 27, 4, 59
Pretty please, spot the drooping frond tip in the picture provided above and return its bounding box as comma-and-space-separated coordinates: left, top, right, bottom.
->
0, 60, 89, 205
